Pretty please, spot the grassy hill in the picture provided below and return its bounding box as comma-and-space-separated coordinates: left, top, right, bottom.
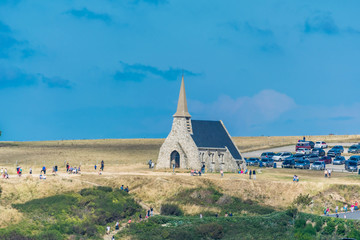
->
1, 135, 360, 239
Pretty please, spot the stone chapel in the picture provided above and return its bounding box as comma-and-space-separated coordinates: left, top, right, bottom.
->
156, 76, 243, 172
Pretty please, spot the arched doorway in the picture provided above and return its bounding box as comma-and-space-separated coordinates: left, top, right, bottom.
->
170, 151, 180, 168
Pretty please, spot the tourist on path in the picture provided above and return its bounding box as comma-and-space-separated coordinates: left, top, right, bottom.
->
101, 160, 105, 171
249, 169, 252, 179
253, 170, 256, 180
220, 170, 224, 178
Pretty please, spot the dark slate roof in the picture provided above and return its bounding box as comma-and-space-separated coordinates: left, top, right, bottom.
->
191, 120, 242, 160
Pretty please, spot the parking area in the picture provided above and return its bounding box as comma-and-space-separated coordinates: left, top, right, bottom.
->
242, 142, 359, 173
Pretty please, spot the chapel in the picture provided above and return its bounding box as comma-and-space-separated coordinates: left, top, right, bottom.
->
156, 76, 243, 172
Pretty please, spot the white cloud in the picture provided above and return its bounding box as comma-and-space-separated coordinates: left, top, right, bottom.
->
190, 89, 296, 134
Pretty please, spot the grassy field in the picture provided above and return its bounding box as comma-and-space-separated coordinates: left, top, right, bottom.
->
1, 134, 359, 171
1, 135, 360, 239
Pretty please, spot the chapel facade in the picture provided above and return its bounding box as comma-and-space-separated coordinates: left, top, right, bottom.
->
156, 77, 243, 172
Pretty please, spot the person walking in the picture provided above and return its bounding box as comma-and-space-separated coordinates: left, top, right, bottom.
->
249, 169, 252, 179
106, 226, 110, 235
253, 170, 256, 180
335, 206, 338, 214
220, 170, 224, 178
328, 169, 331, 178
324, 169, 328, 178
101, 160, 105, 171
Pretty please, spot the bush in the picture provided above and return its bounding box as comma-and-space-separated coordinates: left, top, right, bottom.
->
314, 219, 323, 232
337, 223, 345, 235
160, 204, 183, 216
36, 230, 63, 240
286, 205, 298, 218
293, 194, 312, 207
323, 220, 335, 235
197, 223, 224, 239
294, 218, 306, 228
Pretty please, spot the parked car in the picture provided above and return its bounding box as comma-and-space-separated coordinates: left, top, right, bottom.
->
311, 161, 326, 170
327, 149, 341, 158
315, 141, 328, 149
296, 148, 311, 154
246, 158, 260, 166
260, 158, 274, 167
298, 140, 315, 149
305, 154, 319, 163
296, 142, 311, 151
348, 156, 360, 165
312, 148, 325, 157
293, 153, 306, 161
345, 160, 358, 172
272, 152, 292, 161
294, 160, 310, 169
348, 145, 360, 154
331, 145, 344, 153
282, 159, 295, 168
319, 156, 332, 164
261, 152, 275, 159
333, 156, 346, 165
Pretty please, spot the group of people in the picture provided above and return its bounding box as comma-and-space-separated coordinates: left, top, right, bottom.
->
0, 168, 9, 179
293, 175, 299, 182
190, 169, 202, 176
324, 201, 359, 218
237, 168, 248, 174
120, 185, 130, 193
66, 162, 81, 174
95, 160, 105, 175
324, 169, 332, 178
148, 159, 155, 169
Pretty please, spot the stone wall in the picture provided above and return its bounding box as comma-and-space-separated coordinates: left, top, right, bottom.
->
156, 117, 200, 169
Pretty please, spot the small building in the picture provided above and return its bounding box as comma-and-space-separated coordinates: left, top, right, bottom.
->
156, 76, 243, 172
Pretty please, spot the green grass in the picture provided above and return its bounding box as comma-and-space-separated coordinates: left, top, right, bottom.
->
0, 186, 142, 240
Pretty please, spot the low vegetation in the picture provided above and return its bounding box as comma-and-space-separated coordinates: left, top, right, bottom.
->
0, 186, 141, 240
120, 211, 360, 240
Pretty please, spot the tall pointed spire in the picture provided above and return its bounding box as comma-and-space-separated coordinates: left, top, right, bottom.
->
173, 75, 191, 118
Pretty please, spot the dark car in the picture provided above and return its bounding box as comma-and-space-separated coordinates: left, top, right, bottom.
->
261, 152, 275, 159
312, 148, 325, 157
345, 160, 358, 172
333, 156, 346, 165
294, 160, 310, 169
282, 159, 295, 168
327, 149, 341, 158
305, 154, 319, 163
293, 153, 306, 161
348, 156, 360, 165
319, 156, 332, 164
246, 158, 260, 166
331, 145, 344, 153
260, 158, 274, 167
348, 145, 360, 154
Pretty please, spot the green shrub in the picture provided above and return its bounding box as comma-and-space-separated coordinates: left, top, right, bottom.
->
36, 230, 63, 240
314, 219, 323, 232
323, 220, 335, 235
286, 205, 298, 218
348, 229, 360, 239
303, 224, 316, 236
293, 194, 312, 207
197, 223, 224, 239
337, 223, 345, 235
160, 204, 183, 216
294, 218, 306, 228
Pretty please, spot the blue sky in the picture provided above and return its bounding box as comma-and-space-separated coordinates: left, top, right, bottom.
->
0, 0, 360, 141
